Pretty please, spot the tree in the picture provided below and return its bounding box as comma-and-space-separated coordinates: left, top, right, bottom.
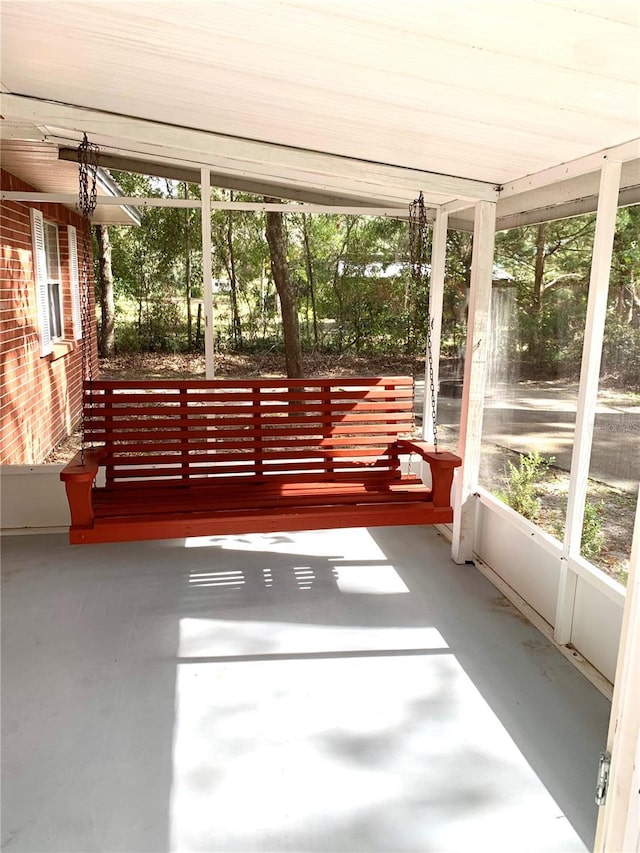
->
264, 205, 302, 377
601, 206, 640, 386
107, 171, 202, 351
225, 193, 243, 347
94, 224, 115, 356
610, 206, 640, 323
182, 183, 193, 349
299, 213, 319, 348
210, 191, 244, 347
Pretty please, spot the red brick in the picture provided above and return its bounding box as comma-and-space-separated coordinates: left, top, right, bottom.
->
1, 170, 97, 464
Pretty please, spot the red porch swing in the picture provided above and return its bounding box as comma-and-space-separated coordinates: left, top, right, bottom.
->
60, 138, 461, 545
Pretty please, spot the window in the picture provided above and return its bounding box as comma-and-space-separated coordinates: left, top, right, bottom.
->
30, 209, 82, 356
43, 220, 63, 339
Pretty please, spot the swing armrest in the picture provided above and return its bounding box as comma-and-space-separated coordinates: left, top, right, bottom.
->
60, 447, 106, 480
395, 440, 461, 507
395, 440, 461, 466
60, 447, 106, 528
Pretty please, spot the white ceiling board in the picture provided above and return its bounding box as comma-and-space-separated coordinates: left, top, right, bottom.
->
1, 0, 639, 204
537, 0, 640, 27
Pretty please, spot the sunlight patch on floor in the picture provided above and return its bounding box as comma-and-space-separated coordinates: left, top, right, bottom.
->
187, 563, 410, 595
177, 618, 449, 659
183, 527, 389, 560
334, 563, 410, 594
169, 618, 586, 853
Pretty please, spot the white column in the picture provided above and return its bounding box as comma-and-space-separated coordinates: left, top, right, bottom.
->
200, 166, 215, 378
423, 209, 448, 444
594, 486, 640, 853
451, 201, 496, 564
554, 160, 622, 643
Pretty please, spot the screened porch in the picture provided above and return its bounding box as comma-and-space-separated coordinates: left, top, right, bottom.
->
1, 1, 639, 849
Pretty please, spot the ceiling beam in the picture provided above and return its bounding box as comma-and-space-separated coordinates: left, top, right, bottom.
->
450, 177, 640, 233
1, 93, 499, 204
500, 138, 640, 198
0, 190, 410, 217
494, 185, 640, 231
57, 148, 407, 209
51, 132, 435, 207
498, 159, 640, 215
448, 157, 640, 232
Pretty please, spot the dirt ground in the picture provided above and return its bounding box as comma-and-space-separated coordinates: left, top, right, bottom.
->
97, 351, 429, 380
46, 351, 631, 584
45, 350, 427, 462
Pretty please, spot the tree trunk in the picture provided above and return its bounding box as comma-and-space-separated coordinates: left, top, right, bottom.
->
264, 204, 302, 377
183, 183, 193, 349
404, 276, 411, 353
533, 223, 546, 313
227, 192, 243, 347
331, 218, 356, 353
195, 302, 203, 349
301, 214, 319, 348
627, 273, 640, 325
529, 222, 547, 359
94, 224, 115, 356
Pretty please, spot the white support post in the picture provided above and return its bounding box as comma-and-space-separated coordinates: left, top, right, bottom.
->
200, 167, 215, 379
423, 209, 448, 444
554, 160, 622, 644
594, 486, 640, 853
451, 201, 496, 564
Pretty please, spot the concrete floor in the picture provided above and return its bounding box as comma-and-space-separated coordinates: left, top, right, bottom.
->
2, 526, 611, 853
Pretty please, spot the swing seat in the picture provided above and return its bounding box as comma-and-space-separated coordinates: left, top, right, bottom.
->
60, 376, 461, 544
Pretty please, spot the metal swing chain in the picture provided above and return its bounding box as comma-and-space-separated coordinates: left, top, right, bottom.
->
78, 133, 99, 464
409, 191, 439, 452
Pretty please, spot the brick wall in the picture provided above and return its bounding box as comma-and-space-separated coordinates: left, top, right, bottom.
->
1, 169, 98, 464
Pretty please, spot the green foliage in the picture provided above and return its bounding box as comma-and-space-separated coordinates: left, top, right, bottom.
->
493, 217, 595, 377
601, 313, 640, 389
98, 171, 640, 377
103, 172, 202, 352
438, 209, 640, 385
118, 299, 186, 353
551, 499, 605, 561
495, 451, 554, 521
580, 501, 605, 560
210, 195, 271, 347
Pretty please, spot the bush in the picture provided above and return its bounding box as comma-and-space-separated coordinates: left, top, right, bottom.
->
579, 500, 605, 560
115, 300, 189, 353
495, 451, 554, 522
550, 498, 605, 561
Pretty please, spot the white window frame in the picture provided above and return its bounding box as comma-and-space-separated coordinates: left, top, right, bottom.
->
67, 225, 82, 340
31, 211, 83, 355
43, 219, 64, 342
30, 208, 53, 356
